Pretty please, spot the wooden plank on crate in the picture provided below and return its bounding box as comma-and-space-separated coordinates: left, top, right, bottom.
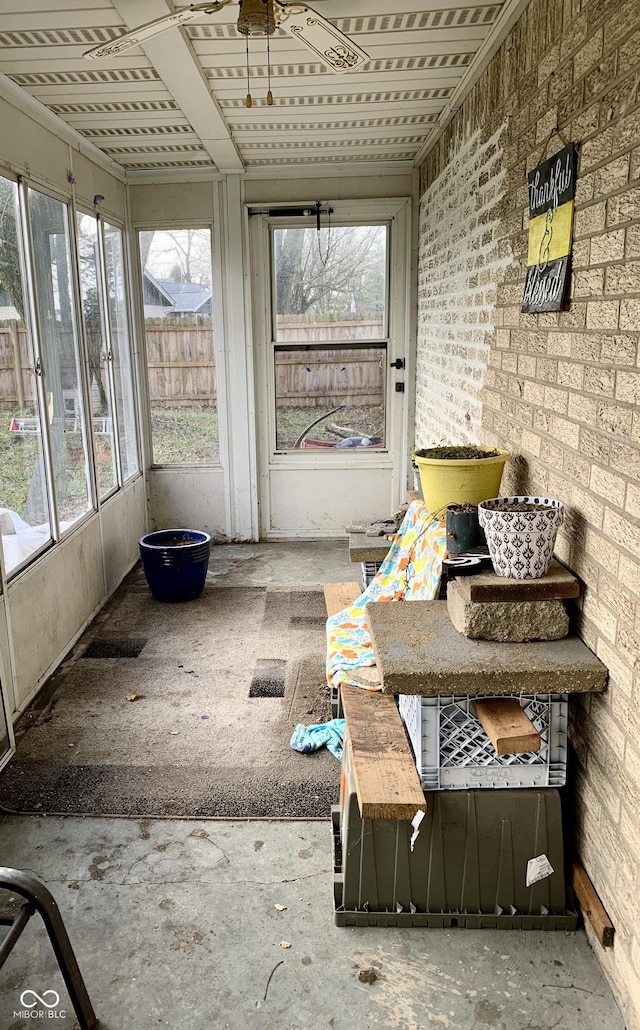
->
472, 698, 541, 755
341, 684, 426, 821
323, 581, 361, 618
571, 860, 615, 947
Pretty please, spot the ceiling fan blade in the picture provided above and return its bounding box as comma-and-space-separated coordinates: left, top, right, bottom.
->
84, 2, 232, 59
275, 3, 369, 73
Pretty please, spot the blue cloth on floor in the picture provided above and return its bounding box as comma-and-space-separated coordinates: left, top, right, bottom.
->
290, 719, 346, 761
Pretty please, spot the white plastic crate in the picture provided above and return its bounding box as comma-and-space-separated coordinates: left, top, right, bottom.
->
360, 560, 384, 590
398, 693, 568, 790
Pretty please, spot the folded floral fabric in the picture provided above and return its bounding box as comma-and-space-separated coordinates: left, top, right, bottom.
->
326, 501, 446, 692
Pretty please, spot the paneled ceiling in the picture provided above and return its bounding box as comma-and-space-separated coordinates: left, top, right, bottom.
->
0, 0, 530, 177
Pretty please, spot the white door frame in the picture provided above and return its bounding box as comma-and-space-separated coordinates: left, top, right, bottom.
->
250, 197, 412, 537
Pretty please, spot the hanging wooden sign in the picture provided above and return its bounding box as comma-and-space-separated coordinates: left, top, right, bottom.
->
522, 143, 577, 313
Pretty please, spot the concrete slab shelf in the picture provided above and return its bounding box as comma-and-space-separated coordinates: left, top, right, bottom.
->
348, 532, 391, 563
366, 599, 608, 696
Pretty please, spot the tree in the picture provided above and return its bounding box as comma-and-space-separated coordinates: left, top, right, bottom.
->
140, 228, 212, 288
76, 216, 109, 412
0, 177, 25, 320
274, 224, 386, 321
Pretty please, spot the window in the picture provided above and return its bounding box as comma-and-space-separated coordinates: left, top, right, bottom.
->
76, 213, 118, 499
139, 228, 218, 465
104, 223, 139, 482
0, 176, 52, 573
0, 178, 140, 579
28, 187, 92, 528
273, 344, 387, 450
271, 224, 388, 451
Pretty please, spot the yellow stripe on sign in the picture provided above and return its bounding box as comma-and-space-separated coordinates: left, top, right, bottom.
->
527, 199, 574, 267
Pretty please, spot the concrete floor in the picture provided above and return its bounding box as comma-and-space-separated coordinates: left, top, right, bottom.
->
0, 541, 627, 1030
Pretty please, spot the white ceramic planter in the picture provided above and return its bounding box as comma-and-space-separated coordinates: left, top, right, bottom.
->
478, 496, 564, 579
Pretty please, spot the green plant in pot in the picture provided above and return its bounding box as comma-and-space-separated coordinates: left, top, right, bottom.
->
413, 444, 511, 516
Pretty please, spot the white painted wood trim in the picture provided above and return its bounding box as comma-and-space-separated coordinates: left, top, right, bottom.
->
220, 175, 259, 540
125, 162, 415, 185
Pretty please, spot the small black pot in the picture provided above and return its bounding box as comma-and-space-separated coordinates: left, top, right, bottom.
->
445, 506, 485, 555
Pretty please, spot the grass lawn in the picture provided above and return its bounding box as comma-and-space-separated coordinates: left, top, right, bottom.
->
1, 403, 387, 526
276, 404, 385, 449
150, 404, 385, 461
0, 425, 41, 515
151, 408, 220, 464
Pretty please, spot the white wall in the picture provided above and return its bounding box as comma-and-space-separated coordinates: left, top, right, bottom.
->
147, 469, 226, 536
4, 482, 146, 717
415, 127, 510, 449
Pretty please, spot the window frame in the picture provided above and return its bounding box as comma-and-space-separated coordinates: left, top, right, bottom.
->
267, 215, 392, 460
137, 223, 220, 470
74, 209, 121, 503
0, 168, 140, 583
101, 218, 140, 486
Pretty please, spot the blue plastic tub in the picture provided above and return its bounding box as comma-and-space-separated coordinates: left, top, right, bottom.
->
139, 529, 211, 602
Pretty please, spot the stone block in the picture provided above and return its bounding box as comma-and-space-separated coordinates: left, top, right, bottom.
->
447, 580, 570, 641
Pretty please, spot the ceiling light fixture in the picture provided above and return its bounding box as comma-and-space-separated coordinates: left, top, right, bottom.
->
236, 0, 275, 107
237, 0, 276, 36
84, 1, 369, 79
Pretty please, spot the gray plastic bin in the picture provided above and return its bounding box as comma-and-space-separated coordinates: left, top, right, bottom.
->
333, 787, 578, 929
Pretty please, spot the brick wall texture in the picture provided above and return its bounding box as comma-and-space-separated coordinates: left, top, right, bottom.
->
416, 0, 640, 1023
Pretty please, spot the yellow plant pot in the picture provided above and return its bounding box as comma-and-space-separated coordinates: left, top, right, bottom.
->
414, 448, 510, 517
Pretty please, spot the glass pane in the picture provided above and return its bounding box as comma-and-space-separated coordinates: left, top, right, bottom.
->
28, 188, 92, 529
139, 228, 218, 465
273, 225, 387, 342
76, 213, 117, 499
274, 345, 386, 451
0, 177, 52, 574
104, 223, 139, 481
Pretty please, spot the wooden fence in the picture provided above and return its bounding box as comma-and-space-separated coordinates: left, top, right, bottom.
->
0, 320, 386, 412
146, 325, 216, 408
274, 345, 385, 408
0, 323, 34, 411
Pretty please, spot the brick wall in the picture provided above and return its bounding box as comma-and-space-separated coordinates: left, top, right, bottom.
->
415, 127, 512, 445
416, 0, 640, 1024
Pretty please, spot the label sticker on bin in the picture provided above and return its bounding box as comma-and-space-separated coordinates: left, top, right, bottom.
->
526, 853, 554, 887
410, 809, 425, 852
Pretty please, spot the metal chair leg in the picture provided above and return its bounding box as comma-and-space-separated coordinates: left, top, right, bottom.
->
0, 867, 98, 1029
